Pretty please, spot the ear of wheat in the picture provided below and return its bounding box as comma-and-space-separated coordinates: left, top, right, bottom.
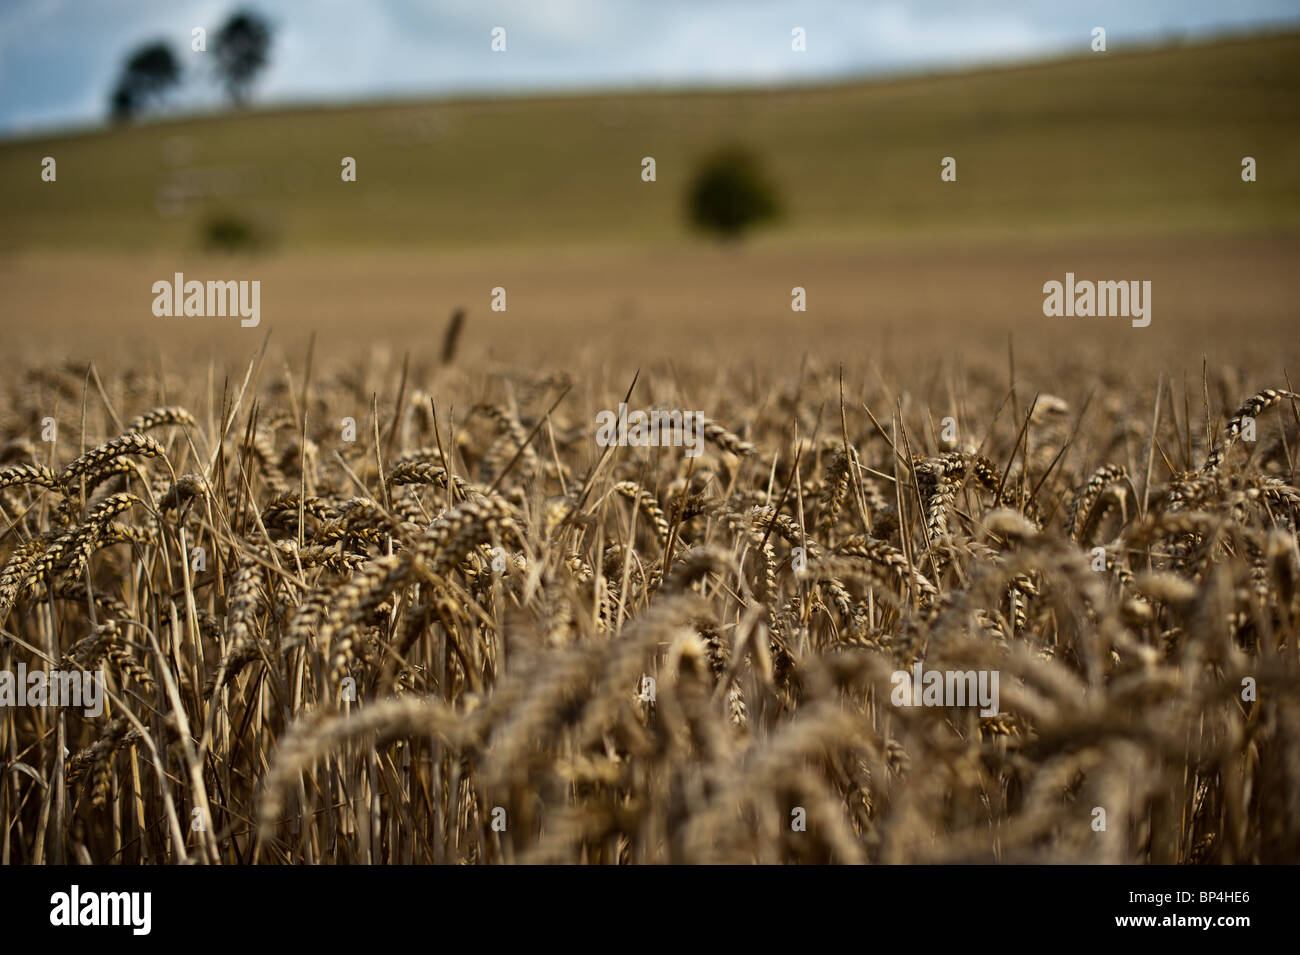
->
1, 356, 1296, 866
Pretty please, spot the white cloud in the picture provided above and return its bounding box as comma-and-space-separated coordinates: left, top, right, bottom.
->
2, 0, 1299, 135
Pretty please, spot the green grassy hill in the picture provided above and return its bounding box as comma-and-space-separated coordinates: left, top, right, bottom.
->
2, 31, 1299, 253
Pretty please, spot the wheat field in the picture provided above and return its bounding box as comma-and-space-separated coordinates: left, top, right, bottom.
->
1, 330, 1297, 865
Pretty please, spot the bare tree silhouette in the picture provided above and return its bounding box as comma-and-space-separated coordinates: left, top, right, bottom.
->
213, 9, 273, 107
108, 41, 180, 123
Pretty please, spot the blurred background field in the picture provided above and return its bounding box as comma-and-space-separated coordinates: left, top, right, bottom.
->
5, 32, 1300, 249
0, 28, 1297, 370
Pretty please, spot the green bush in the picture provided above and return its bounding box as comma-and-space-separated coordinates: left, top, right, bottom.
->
201, 213, 266, 252
686, 146, 781, 240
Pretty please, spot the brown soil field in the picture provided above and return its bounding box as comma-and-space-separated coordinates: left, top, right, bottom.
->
4, 234, 1297, 373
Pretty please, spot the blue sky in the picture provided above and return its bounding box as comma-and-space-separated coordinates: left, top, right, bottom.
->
3, 0, 1299, 137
